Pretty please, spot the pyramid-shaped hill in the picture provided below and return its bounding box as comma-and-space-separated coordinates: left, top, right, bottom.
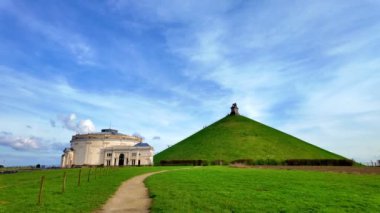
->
154, 115, 344, 164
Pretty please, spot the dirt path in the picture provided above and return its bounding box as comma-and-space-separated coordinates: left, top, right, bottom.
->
95, 171, 165, 213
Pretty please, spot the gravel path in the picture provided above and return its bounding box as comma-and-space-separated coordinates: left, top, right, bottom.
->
95, 171, 165, 213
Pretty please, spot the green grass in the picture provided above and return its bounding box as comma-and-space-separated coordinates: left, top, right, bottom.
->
154, 115, 343, 164
146, 166, 380, 212
0, 166, 175, 212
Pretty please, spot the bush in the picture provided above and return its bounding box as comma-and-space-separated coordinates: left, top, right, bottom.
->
255, 159, 265, 165
285, 159, 354, 166
159, 160, 208, 166
211, 160, 228, 165
266, 159, 280, 165
230, 159, 284, 166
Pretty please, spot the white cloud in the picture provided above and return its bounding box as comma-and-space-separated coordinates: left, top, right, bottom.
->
56, 113, 96, 134
153, 1, 380, 162
61, 113, 77, 131
0, 131, 66, 153
0, 65, 201, 156
1, 1, 380, 165
77, 119, 96, 134
0, 131, 41, 151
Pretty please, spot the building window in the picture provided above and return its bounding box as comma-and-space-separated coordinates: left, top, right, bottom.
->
106, 160, 111, 166
106, 153, 112, 157
132, 159, 136, 166
132, 153, 137, 157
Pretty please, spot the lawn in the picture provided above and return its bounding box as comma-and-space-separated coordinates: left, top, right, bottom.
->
146, 166, 380, 212
0, 166, 173, 212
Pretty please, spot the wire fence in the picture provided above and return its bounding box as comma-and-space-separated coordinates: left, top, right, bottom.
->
0, 167, 119, 206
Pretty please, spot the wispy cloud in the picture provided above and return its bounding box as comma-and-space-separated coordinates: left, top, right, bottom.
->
53, 113, 96, 134
128, 0, 380, 161
0, 131, 64, 152
0, 1, 96, 65
0, 1, 379, 165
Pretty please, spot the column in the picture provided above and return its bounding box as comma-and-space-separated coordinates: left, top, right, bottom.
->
111, 151, 115, 166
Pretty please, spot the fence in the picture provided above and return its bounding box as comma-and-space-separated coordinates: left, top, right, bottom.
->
0, 167, 116, 206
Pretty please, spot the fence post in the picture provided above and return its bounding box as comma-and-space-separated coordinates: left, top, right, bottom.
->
87, 168, 91, 182
78, 169, 82, 186
37, 176, 45, 205
62, 172, 67, 193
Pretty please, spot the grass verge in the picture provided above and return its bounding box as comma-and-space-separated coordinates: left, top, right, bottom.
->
0, 166, 176, 212
146, 166, 380, 212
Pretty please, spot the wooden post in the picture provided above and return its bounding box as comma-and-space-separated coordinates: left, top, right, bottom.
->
37, 176, 45, 205
77, 169, 82, 186
62, 172, 67, 193
87, 168, 91, 182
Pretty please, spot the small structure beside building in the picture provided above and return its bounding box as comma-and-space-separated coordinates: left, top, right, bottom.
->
61, 128, 154, 168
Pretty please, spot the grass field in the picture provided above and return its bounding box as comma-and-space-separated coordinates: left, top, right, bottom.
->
0, 166, 174, 212
146, 166, 380, 212
154, 115, 343, 164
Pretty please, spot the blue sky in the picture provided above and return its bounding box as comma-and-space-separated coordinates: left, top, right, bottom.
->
0, 0, 379, 166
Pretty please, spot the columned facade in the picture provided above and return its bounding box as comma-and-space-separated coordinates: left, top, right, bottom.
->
61, 129, 154, 167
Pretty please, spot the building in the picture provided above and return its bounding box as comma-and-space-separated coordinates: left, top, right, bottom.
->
61, 129, 154, 167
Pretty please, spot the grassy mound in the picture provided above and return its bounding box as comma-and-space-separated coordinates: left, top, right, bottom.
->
154, 115, 343, 164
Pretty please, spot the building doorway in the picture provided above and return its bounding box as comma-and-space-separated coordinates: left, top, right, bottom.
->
118, 154, 125, 166
138, 160, 141, 166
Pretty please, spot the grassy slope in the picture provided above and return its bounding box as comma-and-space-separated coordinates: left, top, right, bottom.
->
146, 167, 380, 212
0, 167, 176, 212
155, 115, 343, 164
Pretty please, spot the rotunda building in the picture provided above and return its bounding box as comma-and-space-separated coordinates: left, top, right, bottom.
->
61, 129, 154, 167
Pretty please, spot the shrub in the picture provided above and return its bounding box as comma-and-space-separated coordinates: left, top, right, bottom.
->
256, 159, 265, 165
159, 160, 208, 166
266, 159, 280, 165
211, 160, 227, 165
230, 159, 285, 166
285, 159, 354, 166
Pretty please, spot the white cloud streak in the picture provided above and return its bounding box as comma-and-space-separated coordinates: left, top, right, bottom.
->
0, 1, 95, 65
1, 1, 380, 164
0, 131, 64, 152
55, 113, 96, 134
119, 1, 380, 162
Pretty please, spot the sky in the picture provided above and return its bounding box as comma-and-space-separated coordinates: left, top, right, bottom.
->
0, 0, 379, 166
